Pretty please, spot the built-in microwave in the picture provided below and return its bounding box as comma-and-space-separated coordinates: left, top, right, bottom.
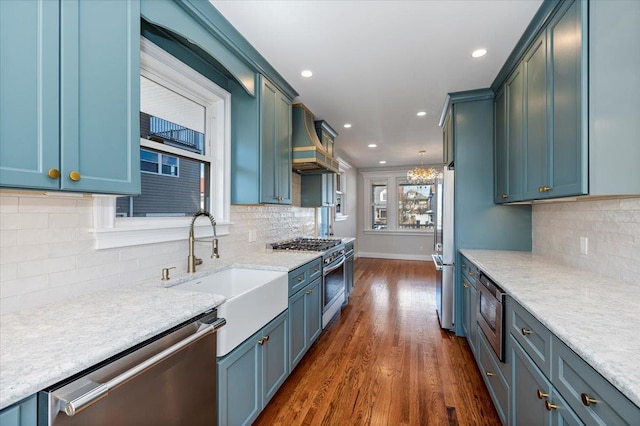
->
477, 273, 506, 362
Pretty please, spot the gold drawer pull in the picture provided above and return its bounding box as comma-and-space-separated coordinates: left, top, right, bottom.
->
463, 284, 470, 289
306, 289, 313, 294
258, 338, 265, 345
581, 393, 597, 406
545, 401, 557, 411
48, 168, 61, 179
501, 193, 508, 199
297, 276, 304, 282
485, 371, 494, 377
263, 335, 270, 342
521, 328, 532, 336
69, 171, 81, 181
468, 271, 475, 277
462, 263, 467, 268
537, 389, 548, 399
538, 185, 551, 193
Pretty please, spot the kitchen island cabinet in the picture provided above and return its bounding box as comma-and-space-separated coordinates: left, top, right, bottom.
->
0, 396, 36, 426
0, 0, 140, 195
217, 310, 288, 426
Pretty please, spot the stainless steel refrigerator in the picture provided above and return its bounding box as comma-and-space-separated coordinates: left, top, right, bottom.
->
432, 167, 454, 330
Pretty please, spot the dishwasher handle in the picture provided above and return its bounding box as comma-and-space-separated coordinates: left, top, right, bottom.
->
60, 317, 226, 416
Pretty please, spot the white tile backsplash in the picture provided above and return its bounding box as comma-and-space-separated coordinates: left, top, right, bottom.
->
0, 191, 316, 314
533, 197, 640, 285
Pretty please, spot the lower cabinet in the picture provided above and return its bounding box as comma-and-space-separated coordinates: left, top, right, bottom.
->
477, 330, 510, 425
289, 276, 322, 371
217, 311, 288, 426
344, 251, 354, 298
0, 395, 36, 426
461, 273, 478, 357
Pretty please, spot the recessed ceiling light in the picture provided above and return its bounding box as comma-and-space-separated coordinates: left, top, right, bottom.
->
301, 70, 313, 78
472, 49, 487, 58
368, 144, 377, 148
417, 111, 427, 117
344, 123, 352, 128
379, 160, 387, 164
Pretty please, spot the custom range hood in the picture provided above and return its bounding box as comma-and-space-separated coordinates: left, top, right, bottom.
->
291, 103, 339, 174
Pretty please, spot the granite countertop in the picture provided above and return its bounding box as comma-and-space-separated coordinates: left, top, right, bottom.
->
0, 249, 323, 410
460, 249, 640, 408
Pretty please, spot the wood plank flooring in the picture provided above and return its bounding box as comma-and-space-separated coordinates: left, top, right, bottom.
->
254, 258, 501, 426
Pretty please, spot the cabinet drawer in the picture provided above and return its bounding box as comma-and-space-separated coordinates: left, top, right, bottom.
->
552, 336, 640, 425
508, 298, 552, 377
477, 330, 509, 425
289, 257, 321, 297
460, 255, 478, 283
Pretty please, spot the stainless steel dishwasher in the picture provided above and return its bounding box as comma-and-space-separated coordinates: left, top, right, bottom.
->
39, 310, 225, 425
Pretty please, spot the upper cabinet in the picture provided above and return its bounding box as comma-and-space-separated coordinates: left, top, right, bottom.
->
494, 0, 640, 202
0, 0, 141, 195
231, 75, 292, 205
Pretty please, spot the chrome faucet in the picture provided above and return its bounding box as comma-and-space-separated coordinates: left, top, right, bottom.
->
188, 210, 219, 273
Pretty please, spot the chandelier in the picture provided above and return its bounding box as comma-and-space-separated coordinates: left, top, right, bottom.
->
406, 150, 442, 185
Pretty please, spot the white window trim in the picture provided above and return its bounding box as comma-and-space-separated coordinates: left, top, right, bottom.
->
335, 157, 351, 222
361, 169, 435, 236
90, 38, 232, 250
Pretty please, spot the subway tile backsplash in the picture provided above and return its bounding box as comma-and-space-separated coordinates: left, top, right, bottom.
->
532, 197, 640, 285
0, 191, 315, 314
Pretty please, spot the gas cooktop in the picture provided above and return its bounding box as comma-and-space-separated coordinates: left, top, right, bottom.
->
270, 238, 342, 252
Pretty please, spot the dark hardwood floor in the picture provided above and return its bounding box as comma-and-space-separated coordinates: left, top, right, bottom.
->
253, 258, 501, 426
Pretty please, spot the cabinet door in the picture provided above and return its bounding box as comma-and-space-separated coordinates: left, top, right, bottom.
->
494, 88, 508, 203
60, 0, 140, 194
511, 335, 552, 425
218, 335, 261, 426
523, 33, 549, 200
275, 88, 292, 204
506, 64, 526, 201
0, 0, 59, 190
0, 395, 37, 426
260, 78, 278, 204
443, 108, 453, 165
288, 287, 307, 371
462, 277, 478, 356
306, 277, 322, 345
261, 311, 288, 406
548, 0, 587, 197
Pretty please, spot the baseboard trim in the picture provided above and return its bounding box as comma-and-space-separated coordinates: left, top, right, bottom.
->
357, 252, 433, 262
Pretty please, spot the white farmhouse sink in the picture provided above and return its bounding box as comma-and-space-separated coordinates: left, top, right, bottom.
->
174, 268, 288, 356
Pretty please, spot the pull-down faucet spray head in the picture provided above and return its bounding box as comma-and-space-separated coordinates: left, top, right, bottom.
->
187, 209, 219, 273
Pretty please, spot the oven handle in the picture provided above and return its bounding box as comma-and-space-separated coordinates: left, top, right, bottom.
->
59, 317, 226, 417
323, 256, 345, 275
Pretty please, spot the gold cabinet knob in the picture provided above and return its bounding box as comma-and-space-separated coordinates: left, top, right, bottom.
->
462, 264, 467, 268
538, 185, 551, 193
463, 284, 470, 289
69, 171, 81, 181
297, 276, 303, 282
469, 271, 475, 277
258, 338, 265, 345
306, 289, 313, 294
545, 401, 557, 411
501, 194, 508, 199
581, 393, 597, 406
485, 371, 494, 377
521, 328, 532, 336
263, 335, 270, 342
537, 389, 549, 399
48, 168, 61, 179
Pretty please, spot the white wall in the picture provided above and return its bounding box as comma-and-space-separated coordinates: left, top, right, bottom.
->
355, 168, 437, 261
0, 189, 315, 314
532, 197, 640, 285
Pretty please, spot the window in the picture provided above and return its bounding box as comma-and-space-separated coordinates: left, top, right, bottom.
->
362, 169, 440, 234
334, 158, 351, 221
92, 38, 231, 249
397, 181, 434, 230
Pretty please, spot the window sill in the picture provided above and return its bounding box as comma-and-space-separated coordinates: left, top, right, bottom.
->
363, 229, 434, 237
90, 196, 230, 250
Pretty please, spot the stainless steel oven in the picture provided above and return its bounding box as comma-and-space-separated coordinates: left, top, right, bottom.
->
477, 273, 506, 361
322, 246, 345, 328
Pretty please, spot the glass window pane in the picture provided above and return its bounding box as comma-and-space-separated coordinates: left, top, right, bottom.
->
397, 182, 434, 230
371, 183, 387, 229
116, 153, 208, 217
140, 76, 205, 155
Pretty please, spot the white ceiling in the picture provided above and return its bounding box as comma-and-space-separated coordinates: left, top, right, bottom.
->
211, 0, 543, 169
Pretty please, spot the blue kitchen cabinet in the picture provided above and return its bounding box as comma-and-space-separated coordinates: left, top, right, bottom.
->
460, 257, 478, 357
218, 310, 288, 426
477, 329, 510, 425
0, 0, 140, 194
0, 395, 36, 426
231, 75, 292, 205
288, 276, 322, 372
494, 88, 508, 203
301, 173, 335, 208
